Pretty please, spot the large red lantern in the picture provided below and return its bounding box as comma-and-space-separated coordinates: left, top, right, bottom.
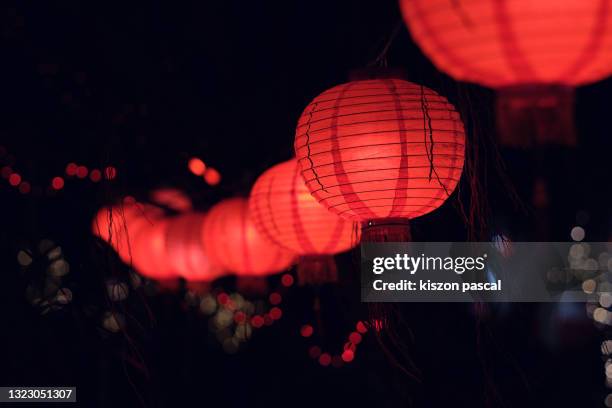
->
201, 198, 296, 276
400, 0, 612, 146
400, 0, 612, 88
164, 213, 224, 282
250, 158, 360, 284
294, 79, 465, 241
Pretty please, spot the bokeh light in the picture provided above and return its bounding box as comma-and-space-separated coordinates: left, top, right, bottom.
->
203, 167, 221, 186
65, 163, 77, 176
51, 177, 64, 190
76, 165, 88, 179
90, 169, 102, 182
8, 173, 21, 186
188, 157, 206, 176
571, 226, 585, 242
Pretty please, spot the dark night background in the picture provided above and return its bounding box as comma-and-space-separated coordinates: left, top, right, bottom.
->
1, 1, 611, 407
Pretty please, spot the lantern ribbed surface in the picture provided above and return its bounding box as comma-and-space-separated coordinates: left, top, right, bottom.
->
400, 0, 612, 88
250, 159, 359, 255
165, 213, 224, 281
294, 79, 465, 222
202, 198, 296, 276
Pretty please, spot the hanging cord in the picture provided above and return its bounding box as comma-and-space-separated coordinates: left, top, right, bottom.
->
367, 21, 403, 68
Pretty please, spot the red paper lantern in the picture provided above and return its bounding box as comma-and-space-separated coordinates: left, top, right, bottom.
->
250, 159, 360, 283
164, 213, 224, 281
202, 198, 296, 276
400, 0, 612, 146
400, 0, 612, 88
92, 201, 163, 263
92, 201, 175, 280
294, 79, 465, 241
130, 218, 174, 280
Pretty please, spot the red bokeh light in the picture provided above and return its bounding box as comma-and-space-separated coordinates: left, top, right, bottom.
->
90, 169, 102, 182
318, 353, 332, 367
76, 165, 88, 179
188, 157, 206, 176
251, 315, 264, 328
348, 332, 362, 345
9, 173, 21, 186
51, 177, 65, 190
203, 167, 221, 186
104, 166, 117, 180
65, 163, 77, 176
269, 307, 282, 320
300, 324, 314, 338
18, 182, 31, 194
356, 321, 368, 334
341, 349, 354, 363
234, 311, 246, 324
281, 273, 294, 287
217, 293, 229, 306
269, 292, 282, 305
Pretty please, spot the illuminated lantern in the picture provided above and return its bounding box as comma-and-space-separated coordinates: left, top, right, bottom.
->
130, 218, 174, 280
400, 0, 612, 146
92, 200, 176, 280
202, 198, 296, 276
294, 79, 465, 241
92, 201, 163, 263
164, 213, 224, 281
250, 159, 359, 284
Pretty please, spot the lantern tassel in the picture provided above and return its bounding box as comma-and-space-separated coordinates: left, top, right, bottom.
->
361, 218, 411, 243
236, 276, 269, 296
496, 85, 575, 147
297, 255, 338, 286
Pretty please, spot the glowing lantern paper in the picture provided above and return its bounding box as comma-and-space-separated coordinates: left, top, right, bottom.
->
130, 218, 173, 280
202, 198, 296, 276
164, 213, 224, 281
294, 79, 465, 241
92, 200, 163, 264
92, 200, 175, 280
400, 0, 612, 146
250, 159, 359, 284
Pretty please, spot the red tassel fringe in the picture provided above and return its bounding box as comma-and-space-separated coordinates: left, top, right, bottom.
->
297, 255, 338, 286
361, 218, 411, 243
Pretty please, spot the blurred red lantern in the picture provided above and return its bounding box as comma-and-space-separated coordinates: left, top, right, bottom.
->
294, 79, 465, 241
202, 198, 295, 276
92, 201, 164, 263
250, 159, 359, 284
130, 218, 174, 280
400, 0, 612, 146
164, 213, 224, 281
400, 0, 612, 88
